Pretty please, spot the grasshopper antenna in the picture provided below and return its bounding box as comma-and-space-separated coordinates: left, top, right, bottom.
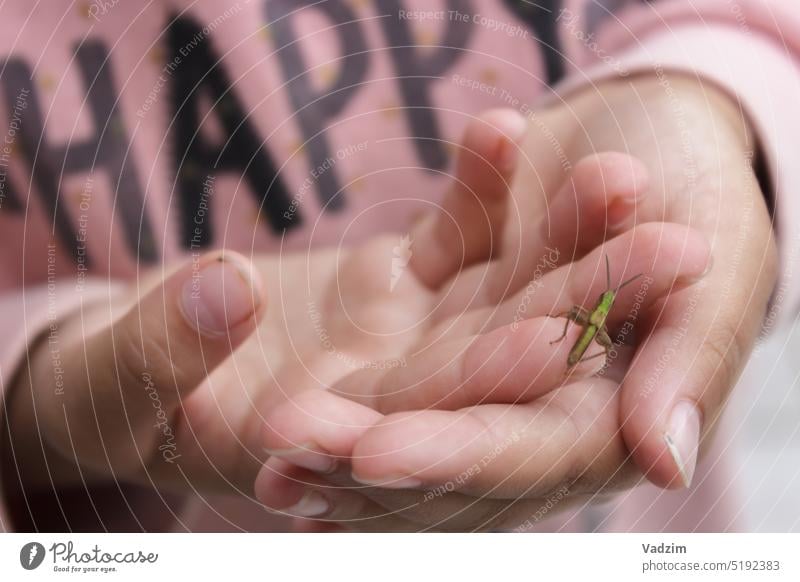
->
615, 271, 644, 293
605, 255, 611, 290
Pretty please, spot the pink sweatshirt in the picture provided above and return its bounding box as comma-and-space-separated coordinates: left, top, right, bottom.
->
0, 0, 797, 532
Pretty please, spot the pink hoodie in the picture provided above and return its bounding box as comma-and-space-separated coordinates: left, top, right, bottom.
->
0, 0, 797, 532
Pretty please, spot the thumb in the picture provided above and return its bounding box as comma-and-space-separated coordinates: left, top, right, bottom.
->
620, 247, 774, 490
57, 251, 265, 475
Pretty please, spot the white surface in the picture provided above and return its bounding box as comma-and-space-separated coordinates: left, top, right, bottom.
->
734, 325, 800, 532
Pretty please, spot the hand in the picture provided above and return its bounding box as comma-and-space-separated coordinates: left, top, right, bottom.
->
3, 110, 534, 500
537, 74, 778, 488
255, 73, 776, 531
255, 220, 710, 531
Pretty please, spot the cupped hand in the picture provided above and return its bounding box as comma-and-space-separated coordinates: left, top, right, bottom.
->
256, 220, 710, 531
255, 73, 776, 531
5, 109, 558, 502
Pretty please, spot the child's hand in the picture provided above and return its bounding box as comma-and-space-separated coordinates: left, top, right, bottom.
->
540, 74, 778, 489
4, 109, 546, 497
4, 251, 267, 493
255, 221, 710, 530
254, 74, 777, 530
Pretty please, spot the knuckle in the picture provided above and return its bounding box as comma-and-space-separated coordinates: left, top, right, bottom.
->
698, 318, 747, 410
115, 317, 176, 389
113, 321, 149, 387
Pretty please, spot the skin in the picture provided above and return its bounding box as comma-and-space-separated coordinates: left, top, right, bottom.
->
3, 73, 777, 532
2, 109, 572, 503
4, 107, 671, 532
3, 103, 702, 532
255, 72, 778, 531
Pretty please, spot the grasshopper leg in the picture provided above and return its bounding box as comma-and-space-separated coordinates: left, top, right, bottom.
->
577, 327, 613, 364
577, 350, 608, 363
595, 328, 613, 349
549, 306, 590, 345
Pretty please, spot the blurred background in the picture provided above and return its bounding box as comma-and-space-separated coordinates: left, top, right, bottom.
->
734, 323, 800, 532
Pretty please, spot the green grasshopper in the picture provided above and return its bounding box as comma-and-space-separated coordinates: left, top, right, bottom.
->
549, 256, 643, 368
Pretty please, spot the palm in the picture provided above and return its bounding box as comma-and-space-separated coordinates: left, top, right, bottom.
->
256, 76, 777, 531
165, 236, 439, 492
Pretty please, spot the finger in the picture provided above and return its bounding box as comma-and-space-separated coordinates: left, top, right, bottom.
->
501, 222, 711, 326
255, 457, 419, 531
320, 467, 585, 531
433, 153, 649, 320
261, 392, 590, 531
331, 315, 603, 412
410, 109, 527, 289
620, 231, 777, 489
330, 224, 710, 413
542, 152, 650, 257
259, 454, 579, 532
348, 380, 638, 500
263, 390, 382, 473
449, 222, 711, 339
490, 152, 650, 303
258, 393, 495, 530
51, 251, 264, 475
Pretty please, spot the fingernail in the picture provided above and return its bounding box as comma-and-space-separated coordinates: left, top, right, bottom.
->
500, 110, 529, 143
180, 253, 262, 335
282, 491, 330, 518
494, 111, 528, 173
265, 445, 337, 474
351, 473, 423, 490
663, 400, 702, 488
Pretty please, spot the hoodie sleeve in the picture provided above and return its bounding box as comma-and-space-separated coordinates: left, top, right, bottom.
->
0, 280, 109, 531
554, 0, 800, 334
0, 276, 191, 534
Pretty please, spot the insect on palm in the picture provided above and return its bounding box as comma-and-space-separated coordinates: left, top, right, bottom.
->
549, 256, 643, 368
